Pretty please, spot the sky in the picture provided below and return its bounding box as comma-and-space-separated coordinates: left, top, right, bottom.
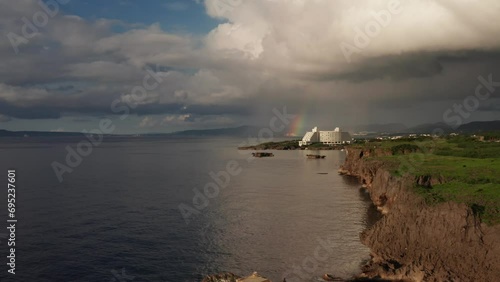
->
0, 0, 499, 134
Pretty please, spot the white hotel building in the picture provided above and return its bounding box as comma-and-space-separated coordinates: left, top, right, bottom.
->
298, 127, 352, 146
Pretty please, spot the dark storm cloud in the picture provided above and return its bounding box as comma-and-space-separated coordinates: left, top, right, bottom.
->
0, 100, 61, 119
1, 0, 500, 128
133, 101, 253, 117
307, 50, 500, 82
311, 53, 444, 82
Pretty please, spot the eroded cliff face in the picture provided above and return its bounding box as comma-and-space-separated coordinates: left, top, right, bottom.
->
340, 148, 500, 282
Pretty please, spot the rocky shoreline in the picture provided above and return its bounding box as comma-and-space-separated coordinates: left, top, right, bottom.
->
205, 147, 499, 281
339, 148, 500, 281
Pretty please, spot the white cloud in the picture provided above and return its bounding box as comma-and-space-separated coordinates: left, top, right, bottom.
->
204, 0, 500, 70
161, 114, 191, 124
139, 116, 158, 128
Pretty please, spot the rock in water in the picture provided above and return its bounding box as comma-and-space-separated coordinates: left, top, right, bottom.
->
202, 272, 241, 282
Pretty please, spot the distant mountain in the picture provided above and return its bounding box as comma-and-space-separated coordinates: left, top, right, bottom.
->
457, 120, 500, 133
346, 120, 500, 135
159, 125, 270, 137
2, 121, 498, 138
404, 122, 455, 134
0, 129, 84, 137
0, 126, 282, 138
404, 120, 500, 134
348, 123, 408, 133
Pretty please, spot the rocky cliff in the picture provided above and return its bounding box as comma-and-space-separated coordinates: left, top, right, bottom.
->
340, 148, 500, 281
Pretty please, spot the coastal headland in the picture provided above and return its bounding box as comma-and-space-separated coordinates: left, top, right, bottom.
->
339, 136, 500, 281
210, 134, 500, 281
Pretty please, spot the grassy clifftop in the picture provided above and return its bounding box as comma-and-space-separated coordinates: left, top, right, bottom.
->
355, 135, 500, 225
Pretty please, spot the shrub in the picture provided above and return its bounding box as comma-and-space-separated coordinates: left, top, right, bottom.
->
391, 144, 421, 155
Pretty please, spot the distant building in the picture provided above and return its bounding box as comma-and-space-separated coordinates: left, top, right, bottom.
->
298, 126, 352, 146
390, 136, 403, 140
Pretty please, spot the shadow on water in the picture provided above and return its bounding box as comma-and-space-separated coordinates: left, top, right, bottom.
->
340, 175, 361, 186
341, 175, 382, 229
333, 173, 384, 281
358, 188, 383, 229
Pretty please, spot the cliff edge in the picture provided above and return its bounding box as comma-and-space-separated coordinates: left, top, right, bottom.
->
340, 148, 500, 281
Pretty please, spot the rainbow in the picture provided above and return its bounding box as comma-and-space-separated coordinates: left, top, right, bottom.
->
287, 113, 307, 137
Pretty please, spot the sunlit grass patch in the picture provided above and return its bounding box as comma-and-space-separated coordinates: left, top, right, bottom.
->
358, 137, 500, 225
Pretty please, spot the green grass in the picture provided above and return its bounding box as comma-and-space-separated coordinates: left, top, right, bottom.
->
415, 182, 499, 225
360, 136, 500, 225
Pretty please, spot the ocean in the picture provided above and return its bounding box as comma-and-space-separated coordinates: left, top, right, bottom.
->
0, 137, 379, 281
